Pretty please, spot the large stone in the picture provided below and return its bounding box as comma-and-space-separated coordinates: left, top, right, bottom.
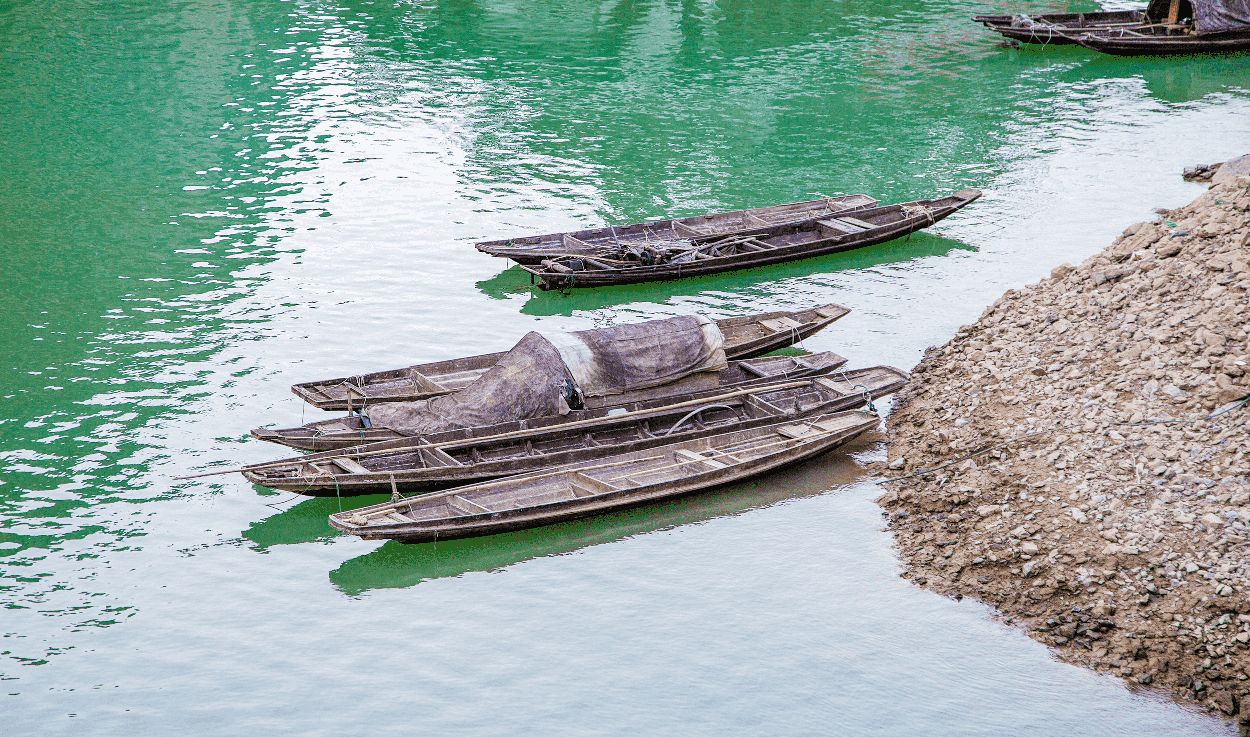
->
1213, 154, 1250, 185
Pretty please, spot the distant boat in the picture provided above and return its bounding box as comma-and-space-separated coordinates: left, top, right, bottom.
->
520, 190, 982, 291
475, 194, 878, 265
328, 408, 880, 543
973, 10, 1146, 44
245, 368, 907, 495
979, 0, 1250, 56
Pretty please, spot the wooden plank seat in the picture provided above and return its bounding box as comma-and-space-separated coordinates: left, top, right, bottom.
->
837, 216, 876, 229
815, 376, 855, 393
568, 471, 619, 498
776, 424, 816, 440
734, 238, 771, 252
674, 449, 729, 469
671, 221, 705, 238
447, 494, 492, 515
418, 444, 463, 467
403, 370, 447, 394
332, 457, 371, 474
561, 233, 593, 250
760, 316, 803, 333
816, 218, 870, 236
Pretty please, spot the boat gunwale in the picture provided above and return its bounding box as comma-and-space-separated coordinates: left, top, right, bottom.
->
288, 304, 851, 411
474, 194, 880, 262
522, 190, 981, 290
328, 411, 880, 541
246, 367, 908, 494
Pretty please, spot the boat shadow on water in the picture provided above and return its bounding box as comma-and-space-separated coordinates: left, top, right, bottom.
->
242, 492, 381, 550
476, 231, 975, 317
325, 435, 882, 595
995, 42, 1248, 105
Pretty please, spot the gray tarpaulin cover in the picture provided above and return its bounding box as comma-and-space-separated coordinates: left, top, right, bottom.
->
365, 315, 727, 436
1148, 0, 1250, 33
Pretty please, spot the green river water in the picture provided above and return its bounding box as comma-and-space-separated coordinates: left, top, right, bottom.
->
2, 1, 1248, 734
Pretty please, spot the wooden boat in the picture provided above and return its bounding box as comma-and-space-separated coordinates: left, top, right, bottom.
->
520, 190, 982, 291
328, 408, 880, 542
1074, 26, 1250, 55
255, 352, 850, 451
244, 367, 907, 495
475, 194, 879, 265
972, 10, 1146, 44
982, 0, 1250, 56
290, 304, 850, 411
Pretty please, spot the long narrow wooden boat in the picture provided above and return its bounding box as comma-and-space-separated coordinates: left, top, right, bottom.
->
1074, 26, 1250, 55
520, 190, 982, 291
254, 352, 851, 451
475, 194, 879, 265
291, 304, 850, 411
329, 408, 879, 542
245, 367, 907, 495
972, 10, 1146, 44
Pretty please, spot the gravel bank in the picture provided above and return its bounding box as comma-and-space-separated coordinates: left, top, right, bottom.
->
879, 168, 1250, 732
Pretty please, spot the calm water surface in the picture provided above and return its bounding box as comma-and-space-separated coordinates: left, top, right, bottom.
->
2, 0, 1248, 734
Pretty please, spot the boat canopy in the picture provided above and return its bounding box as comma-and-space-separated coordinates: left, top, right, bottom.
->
1147, 0, 1250, 33
364, 316, 726, 436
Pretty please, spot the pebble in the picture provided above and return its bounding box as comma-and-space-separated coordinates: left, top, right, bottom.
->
879, 164, 1250, 735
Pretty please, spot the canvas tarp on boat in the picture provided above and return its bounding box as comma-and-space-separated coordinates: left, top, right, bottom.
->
1147, 0, 1250, 33
364, 316, 726, 436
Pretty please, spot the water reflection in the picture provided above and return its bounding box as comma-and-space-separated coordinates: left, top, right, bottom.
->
1, 0, 1248, 731
243, 493, 385, 550
328, 440, 879, 595
0, 0, 343, 642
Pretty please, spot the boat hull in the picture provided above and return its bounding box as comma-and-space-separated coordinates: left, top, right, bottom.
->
1075, 30, 1250, 55
246, 369, 907, 495
329, 415, 877, 542
256, 352, 852, 451
973, 10, 1144, 44
289, 304, 849, 411
476, 194, 878, 264
524, 190, 981, 290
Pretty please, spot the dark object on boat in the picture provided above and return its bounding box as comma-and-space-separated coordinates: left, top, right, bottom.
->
290, 304, 850, 411
254, 352, 851, 451
475, 194, 879, 265
328, 408, 880, 542
973, 10, 1146, 44
521, 190, 982, 291
245, 367, 906, 495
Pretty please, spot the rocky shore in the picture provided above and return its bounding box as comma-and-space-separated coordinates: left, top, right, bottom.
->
879, 164, 1250, 732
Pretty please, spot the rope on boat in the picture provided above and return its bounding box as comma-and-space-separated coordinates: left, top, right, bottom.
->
852, 384, 878, 416
264, 491, 307, 512
662, 404, 736, 436
902, 203, 937, 226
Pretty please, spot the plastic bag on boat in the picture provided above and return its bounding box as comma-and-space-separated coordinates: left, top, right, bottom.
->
547, 314, 726, 398
364, 315, 727, 436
